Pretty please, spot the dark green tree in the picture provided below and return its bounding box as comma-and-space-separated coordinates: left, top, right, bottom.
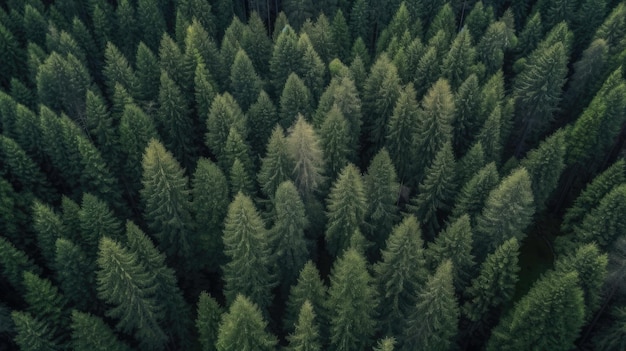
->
137, 0, 166, 51
11, 311, 59, 351
385, 82, 419, 183
403, 260, 459, 351
374, 215, 428, 336
78, 193, 123, 263
284, 261, 328, 335
205, 93, 246, 161
103, 42, 138, 99
54, 238, 96, 313
297, 33, 326, 103
320, 105, 351, 178
115, 0, 137, 60
23, 271, 68, 340
270, 25, 301, 97
486, 271, 585, 351
287, 300, 322, 351
279, 73, 312, 128
442, 29, 477, 89
196, 292, 223, 351
258, 126, 293, 199
464, 237, 520, 322
222, 193, 276, 310
451, 162, 500, 227
453, 74, 482, 154
84, 90, 119, 173
286, 116, 325, 197
327, 248, 378, 351
32, 201, 65, 267
247, 90, 278, 157
70, 311, 130, 351
477, 19, 517, 75
0, 135, 52, 202
140, 139, 195, 265
241, 12, 272, 76
331, 10, 350, 62
135, 42, 161, 103
456, 142, 487, 189
215, 294, 277, 351
193, 57, 217, 119
229, 49, 262, 111
572, 184, 626, 250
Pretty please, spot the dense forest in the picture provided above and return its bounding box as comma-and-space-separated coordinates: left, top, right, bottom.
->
1, 0, 626, 350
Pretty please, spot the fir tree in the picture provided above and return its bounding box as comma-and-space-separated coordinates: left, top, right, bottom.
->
215, 295, 277, 351
286, 116, 325, 197
287, 300, 322, 351
205, 93, 246, 161
442, 29, 477, 89
78, 193, 123, 263
374, 215, 428, 336
477, 19, 517, 75
103, 42, 138, 99
451, 162, 500, 226
229, 49, 262, 111
247, 91, 278, 160
222, 127, 253, 181
320, 105, 350, 178
70, 311, 130, 351
32, 201, 65, 268
84, 90, 118, 173
137, 0, 166, 51
297, 33, 326, 103
327, 248, 378, 351
284, 261, 328, 335
279, 73, 312, 128
135, 42, 161, 103
11, 311, 59, 351
573, 184, 626, 250
452, 74, 482, 154
54, 238, 96, 313
258, 126, 294, 199
385, 82, 419, 183
270, 25, 301, 97
23, 271, 68, 339
241, 12, 272, 75
196, 292, 223, 351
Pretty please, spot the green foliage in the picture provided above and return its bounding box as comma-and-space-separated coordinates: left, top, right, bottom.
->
258, 126, 293, 198
0, 135, 52, 202
23, 271, 67, 339
247, 90, 278, 157
286, 116, 325, 197
32, 201, 65, 267
386, 82, 419, 182
453, 74, 482, 153
325, 164, 367, 257
477, 19, 517, 75
135, 42, 161, 103
279, 73, 312, 128
11, 311, 59, 351
0, 236, 40, 292
287, 300, 322, 351
284, 261, 328, 335
328, 248, 378, 351
103, 42, 138, 99
486, 271, 585, 351
297, 33, 326, 102
205, 93, 247, 161
403, 260, 459, 351
573, 184, 626, 250
196, 292, 223, 351
70, 311, 130, 351
137, 0, 166, 51
54, 238, 95, 313
222, 193, 276, 309
464, 238, 520, 322
79, 193, 123, 262
270, 25, 301, 96
452, 161, 500, 227
216, 294, 277, 351
230, 49, 262, 111
320, 105, 350, 178
374, 215, 427, 336
456, 142, 487, 189
442, 30, 477, 89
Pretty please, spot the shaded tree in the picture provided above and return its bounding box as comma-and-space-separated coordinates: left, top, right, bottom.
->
196, 292, 223, 351
215, 295, 277, 351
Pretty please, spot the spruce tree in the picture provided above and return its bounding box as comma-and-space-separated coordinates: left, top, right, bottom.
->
279, 73, 312, 128
286, 116, 325, 197
486, 271, 585, 351
196, 292, 223, 351
270, 25, 301, 97
442, 29, 477, 89
477, 19, 517, 75
23, 271, 68, 338
32, 201, 65, 268
140, 139, 195, 265
78, 193, 123, 263
320, 105, 350, 178
70, 311, 130, 351
287, 300, 322, 351
54, 238, 96, 313
115, 0, 137, 60
137, 0, 166, 51
374, 215, 428, 336
222, 127, 253, 181
452, 74, 481, 155
193, 58, 217, 119
297, 33, 326, 102
476, 105, 503, 164
96, 237, 167, 350
464, 237, 520, 322
229, 49, 262, 111
84, 90, 118, 173
403, 260, 459, 351
385, 82, 419, 183
11, 311, 59, 351
205, 93, 247, 161
0, 135, 51, 203
573, 184, 626, 250
327, 248, 378, 351
456, 142, 487, 190
215, 295, 277, 351
451, 162, 500, 227
325, 164, 367, 257
222, 193, 276, 310
258, 126, 294, 199
103, 42, 138, 99
241, 12, 272, 76
247, 91, 278, 159
135, 42, 161, 103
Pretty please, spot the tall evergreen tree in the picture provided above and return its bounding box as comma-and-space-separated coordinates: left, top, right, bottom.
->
327, 248, 378, 351
572, 184, 626, 250
247, 91, 278, 160
70, 311, 130, 351
215, 295, 277, 351
442, 29, 477, 89
320, 105, 351, 178
196, 292, 223, 351
297, 33, 326, 103
32, 201, 65, 267
136, 0, 166, 51
11, 311, 59, 351
241, 12, 272, 76
222, 193, 276, 310
23, 271, 68, 339
403, 260, 459, 351
258, 126, 294, 199
270, 25, 301, 97
103, 42, 138, 99
78, 193, 123, 264
54, 238, 96, 313
140, 139, 195, 266
279, 73, 312, 128
205, 93, 247, 161
284, 261, 328, 335
385, 82, 419, 183
451, 162, 500, 227
135, 42, 161, 103
287, 300, 322, 351
286, 116, 325, 197
374, 215, 428, 336
229, 49, 262, 111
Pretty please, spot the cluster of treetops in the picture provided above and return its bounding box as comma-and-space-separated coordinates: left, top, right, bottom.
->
1, 0, 626, 350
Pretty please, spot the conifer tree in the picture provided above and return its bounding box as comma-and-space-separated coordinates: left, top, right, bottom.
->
115, 0, 137, 61
451, 162, 500, 226
0, 135, 52, 202
270, 25, 301, 97
54, 238, 96, 313
215, 295, 277, 351
60, 196, 81, 242
205, 93, 247, 161
464, 237, 520, 322
23, 271, 68, 342
385, 83, 419, 183
403, 260, 459, 351
453, 74, 481, 154
177, 0, 216, 38
76, 135, 122, 209
349, 0, 369, 43
84, 90, 118, 171
229, 49, 262, 111
135, 42, 161, 103
474, 168, 534, 259
70, 311, 130, 351
305, 13, 335, 64
456, 141, 487, 189
0, 23, 23, 87
327, 248, 378, 351
103, 42, 138, 98
297, 33, 326, 102
477, 20, 517, 75
269, 181, 309, 287
573, 184, 626, 250
11, 311, 59, 351
486, 271, 585, 351
561, 159, 625, 234
287, 300, 322, 351
426, 215, 475, 290
320, 105, 350, 178
196, 292, 223, 351
374, 337, 396, 351
363, 148, 399, 250
286, 116, 325, 197
32, 201, 65, 267
410, 141, 457, 238
140, 139, 195, 265
475, 105, 503, 164
137, 0, 165, 51
374, 215, 428, 336
258, 126, 293, 199
222, 193, 276, 309
192, 158, 229, 270
284, 261, 328, 335
96, 237, 167, 350
279, 73, 312, 128
79, 193, 123, 263
520, 129, 567, 211
325, 164, 367, 257
442, 29, 476, 89
193, 58, 217, 118
222, 127, 253, 179
241, 12, 272, 75
247, 91, 278, 159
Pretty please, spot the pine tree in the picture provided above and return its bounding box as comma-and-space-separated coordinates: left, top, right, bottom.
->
76, 135, 122, 209
193, 58, 217, 119
11, 311, 59, 351
258, 126, 294, 199
287, 300, 322, 351
327, 248, 378, 351
331, 10, 350, 62
520, 129, 567, 211
54, 238, 96, 313
279, 73, 312, 128
286, 116, 325, 197
442, 29, 477, 89
222, 127, 253, 181
96, 237, 167, 350
349, 0, 369, 44
0, 135, 52, 202
374, 215, 428, 336
573, 184, 626, 250
320, 105, 350, 178
363, 148, 399, 250
103, 42, 138, 99
177, 0, 217, 38
385, 82, 419, 183
284, 261, 328, 334
196, 292, 223, 351
205, 93, 246, 161
140, 139, 195, 265
247, 91, 278, 160
269, 181, 309, 287
192, 158, 229, 270
426, 3, 455, 41
452, 74, 482, 154
477, 19, 517, 75
403, 260, 459, 351
84, 90, 118, 172
32, 201, 65, 267
464, 237, 520, 322
78, 193, 123, 263
486, 271, 585, 351
561, 159, 625, 234
325, 164, 367, 257
137, 0, 166, 51
464, 1, 495, 41
410, 141, 457, 238
554, 243, 607, 321
135, 42, 161, 103
306, 13, 335, 64
426, 215, 475, 291
270, 25, 301, 97
70, 311, 130, 351
222, 193, 276, 310
476, 105, 503, 164
474, 168, 534, 259
23, 271, 68, 339
451, 162, 500, 227
115, 0, 137, 60
60, 196, 81, 243
216, 295, 277, 351
297, 33, 326, 103
241, 12, 272, 76
229, 49, 262, 111
0, 22, 24, 87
